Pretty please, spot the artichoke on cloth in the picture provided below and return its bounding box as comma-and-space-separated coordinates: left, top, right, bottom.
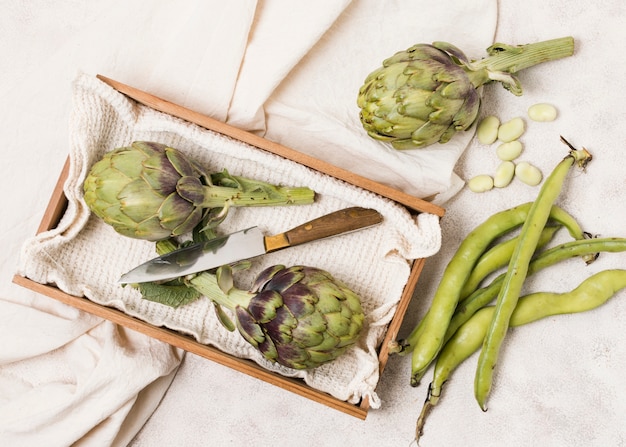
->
357, 37, 574, 149
133, 232, 365, 369
83, 141, 315, 241
165, 264, 366, 370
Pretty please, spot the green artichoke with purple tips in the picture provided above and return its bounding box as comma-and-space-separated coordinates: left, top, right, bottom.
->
83, 141, 315, 241
184, 264, 365, 370
357, 37, 574, 149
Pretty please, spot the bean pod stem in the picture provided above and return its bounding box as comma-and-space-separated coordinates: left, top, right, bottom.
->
474, 141, 592, 410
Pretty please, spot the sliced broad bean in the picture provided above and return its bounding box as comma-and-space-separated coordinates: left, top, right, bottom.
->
494, 161, 515, 188
477, 115, 500, 144
496, 140, 523, 161
468, 175, 494, 193
515, 161, 543, 186
497, 117, 525, 142
528, 103, 558, 122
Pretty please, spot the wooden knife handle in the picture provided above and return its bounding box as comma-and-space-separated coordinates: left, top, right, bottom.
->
264, 207, 383, 252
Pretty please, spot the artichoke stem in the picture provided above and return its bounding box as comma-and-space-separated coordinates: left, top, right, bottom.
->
187, 273, 253, 310
155, 239, 179, 256
470, 36, 574, 84
200, 184, 315, 209
154, 238, 253, 310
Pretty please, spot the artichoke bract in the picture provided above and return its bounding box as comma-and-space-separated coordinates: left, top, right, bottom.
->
83, 141, 315, 241
187, 264, 365, 369
357, 37, 575, 150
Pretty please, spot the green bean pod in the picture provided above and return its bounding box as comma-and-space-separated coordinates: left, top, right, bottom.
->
460, 225, 561, 300
408, 202, 539, 383
448, 237, 626, 342
401, 215, 587, 362
415, 269, 626, 442
474, 145, 592, 410
397, 203, 587, 384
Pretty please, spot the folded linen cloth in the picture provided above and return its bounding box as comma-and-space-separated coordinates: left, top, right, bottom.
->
1, 0, 498, 445
0, 298, 182, 446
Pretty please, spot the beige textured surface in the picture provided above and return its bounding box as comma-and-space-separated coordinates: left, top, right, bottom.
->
3, 1, 626, 446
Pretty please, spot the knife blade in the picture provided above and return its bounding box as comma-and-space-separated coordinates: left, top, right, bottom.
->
119, 207, 383, 284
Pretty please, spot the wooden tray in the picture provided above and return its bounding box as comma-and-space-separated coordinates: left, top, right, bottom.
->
13, 75, 445, 420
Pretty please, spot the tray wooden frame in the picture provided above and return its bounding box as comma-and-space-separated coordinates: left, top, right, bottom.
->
13, 75, 444, 420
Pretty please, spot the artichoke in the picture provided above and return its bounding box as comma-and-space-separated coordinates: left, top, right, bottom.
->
357, 37, 575, 149
83, 141, 315, 241
154, 263, 365, 370
239, 265, 364, 369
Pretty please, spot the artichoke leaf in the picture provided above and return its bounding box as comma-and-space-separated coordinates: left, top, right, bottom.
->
247, 290, 283, 323
213, 302, 236, 332
216, 265, 234, 294
135, 281, 201, 308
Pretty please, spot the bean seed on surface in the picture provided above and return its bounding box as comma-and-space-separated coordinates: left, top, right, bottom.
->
493, 161, 515, 188
468, 175, 494, 193
528, 103, 558, 122
515, 161, 543, 186
476, 115, 500, 144
496, 140, 523, 161
497, 117, 525, 142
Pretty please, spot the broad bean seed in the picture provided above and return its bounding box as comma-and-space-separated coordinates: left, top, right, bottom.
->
515, 161, 543, 186
477, 116, 500, 144
528, 103, 558, 122
496, 141, 523, 161
494, 161, 516, 188
497, 117, 525, 142
468, 175, 494, 193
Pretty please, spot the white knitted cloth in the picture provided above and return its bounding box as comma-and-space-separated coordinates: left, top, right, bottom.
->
18, 73, 441, 406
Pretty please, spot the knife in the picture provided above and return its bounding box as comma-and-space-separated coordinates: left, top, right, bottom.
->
119, 207, 383, 284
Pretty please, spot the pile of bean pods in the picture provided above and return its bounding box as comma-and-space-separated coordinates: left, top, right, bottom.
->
389, 138, 626, 443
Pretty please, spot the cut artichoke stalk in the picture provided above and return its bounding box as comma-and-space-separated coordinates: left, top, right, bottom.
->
83, 141, 316, 241
137, 238, 365, 370
357, 37, 575, 150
